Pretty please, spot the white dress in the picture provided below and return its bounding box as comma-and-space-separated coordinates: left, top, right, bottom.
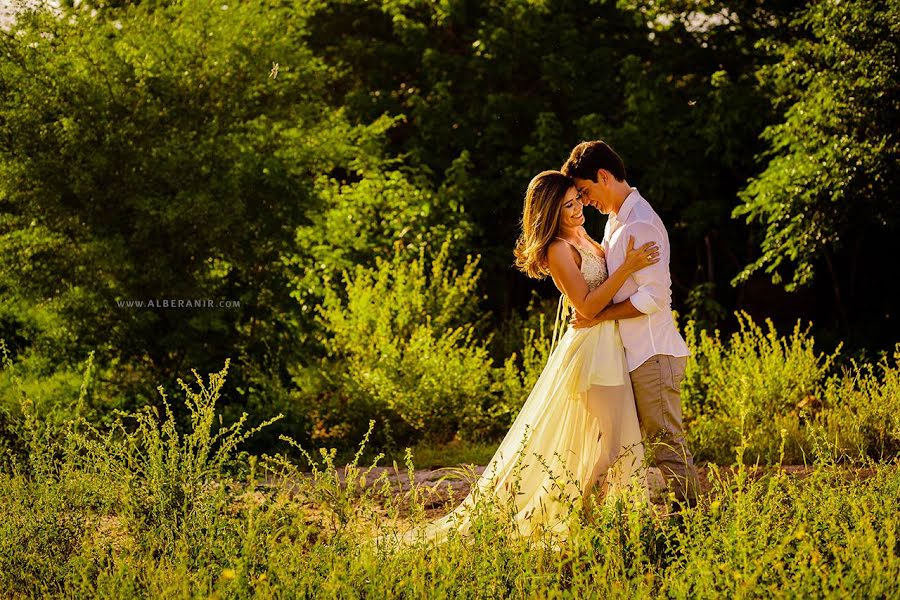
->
386, 243, 648, 544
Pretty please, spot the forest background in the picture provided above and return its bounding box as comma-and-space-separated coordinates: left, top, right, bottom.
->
0, 0, 897, 461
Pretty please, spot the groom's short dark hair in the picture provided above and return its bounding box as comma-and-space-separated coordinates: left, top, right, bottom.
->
561, 140, 627, 182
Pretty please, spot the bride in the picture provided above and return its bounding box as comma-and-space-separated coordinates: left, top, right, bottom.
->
381, 170, 657, 545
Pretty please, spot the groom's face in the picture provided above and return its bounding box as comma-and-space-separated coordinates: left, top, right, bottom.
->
573, 176, 609, 214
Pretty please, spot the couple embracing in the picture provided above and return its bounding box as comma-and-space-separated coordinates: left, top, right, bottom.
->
385, 140, 699, 545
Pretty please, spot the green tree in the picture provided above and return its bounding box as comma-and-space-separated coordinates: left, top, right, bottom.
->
304, 0, 653, 314
0, 1, 390, 401
304, 0, 803, 330
734, 0, 899, 294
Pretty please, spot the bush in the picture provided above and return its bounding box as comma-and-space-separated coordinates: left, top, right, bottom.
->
682, 312, 840, 464
817, 347, 900, 461
308, 240, 494, 446
1, 329, 899, 598
0, 358, 281, 596
682, 312, 900, 466
287, 160, 474, 321
485, 298, 554, 440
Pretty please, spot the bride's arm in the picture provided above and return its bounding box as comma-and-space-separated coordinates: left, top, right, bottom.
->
547, 236, 659, 319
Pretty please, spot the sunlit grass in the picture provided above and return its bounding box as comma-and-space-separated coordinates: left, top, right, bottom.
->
0, 353, 898, 598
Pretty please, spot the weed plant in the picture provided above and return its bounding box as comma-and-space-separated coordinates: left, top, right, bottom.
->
0, 347, 898, 598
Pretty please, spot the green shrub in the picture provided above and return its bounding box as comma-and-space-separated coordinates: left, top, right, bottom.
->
682, 312, 900, 466
287, 161, 474, 320
0, 357, 283, 596
311, 240, 493, 445
0, 473, 92, 595
486, 303, 553, 441
817, 346, 900, 461
682, 312, 840, 464
74, 361, 281, 554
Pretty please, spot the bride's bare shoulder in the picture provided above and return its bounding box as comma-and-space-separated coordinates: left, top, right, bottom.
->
547, 239, 582, 279
547, 238, 578, 262
547, 238, 568, 254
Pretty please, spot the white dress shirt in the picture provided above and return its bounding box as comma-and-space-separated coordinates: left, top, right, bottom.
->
602, 188, 690, 372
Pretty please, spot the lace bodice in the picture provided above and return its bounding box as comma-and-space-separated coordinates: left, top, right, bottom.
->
578, 246, 608, 291
557, 238, 608, 291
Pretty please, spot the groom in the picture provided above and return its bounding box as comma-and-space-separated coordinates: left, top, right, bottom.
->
562, 140, 700, 507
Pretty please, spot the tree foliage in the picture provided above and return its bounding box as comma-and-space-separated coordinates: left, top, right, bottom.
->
0, 1, 453, 404
734, 0, 899, 290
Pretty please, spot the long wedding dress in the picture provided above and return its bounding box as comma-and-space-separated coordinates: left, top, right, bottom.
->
385, 242, 648, 545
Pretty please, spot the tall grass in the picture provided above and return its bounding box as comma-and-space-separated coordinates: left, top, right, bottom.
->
683, 312, 900, 464
819, 348, 900, 460
1, 344, 898, 598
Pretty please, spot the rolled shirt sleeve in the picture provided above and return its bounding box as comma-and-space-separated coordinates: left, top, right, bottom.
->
620, 221, 669, 315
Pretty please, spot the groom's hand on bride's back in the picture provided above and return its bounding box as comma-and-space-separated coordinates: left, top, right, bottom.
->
571, 311, 602, 329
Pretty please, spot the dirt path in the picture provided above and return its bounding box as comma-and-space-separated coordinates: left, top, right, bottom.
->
281, 463, 864, 516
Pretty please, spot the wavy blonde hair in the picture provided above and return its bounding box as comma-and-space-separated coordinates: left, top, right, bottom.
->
513, 170, 574, 279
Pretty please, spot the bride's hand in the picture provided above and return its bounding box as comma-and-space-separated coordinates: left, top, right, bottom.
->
621, 235, 660, 274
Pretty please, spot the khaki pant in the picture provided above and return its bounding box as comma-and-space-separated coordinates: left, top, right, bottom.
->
630, 354, 700, 504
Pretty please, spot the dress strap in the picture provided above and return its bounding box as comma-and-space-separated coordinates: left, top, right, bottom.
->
550, 293, 571, 356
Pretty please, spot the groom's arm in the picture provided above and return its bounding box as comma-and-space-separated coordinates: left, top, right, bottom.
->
612, 221, 669, 316
597, 299, 644, 321
570, 299, 642, 328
